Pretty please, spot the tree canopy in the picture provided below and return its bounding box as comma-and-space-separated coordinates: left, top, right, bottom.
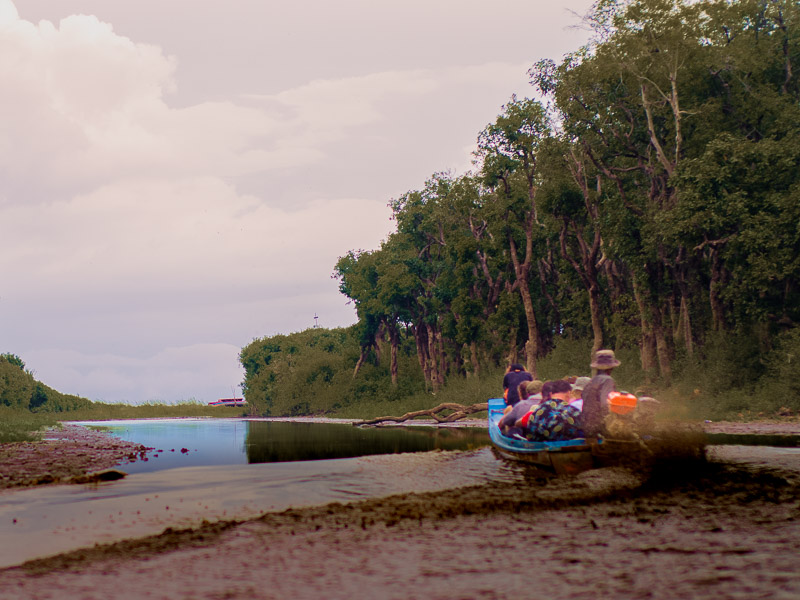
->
244, 0, 800, 415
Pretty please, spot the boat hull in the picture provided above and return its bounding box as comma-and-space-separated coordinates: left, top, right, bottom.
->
487, 398, 599, 474
488, 398, 706, 474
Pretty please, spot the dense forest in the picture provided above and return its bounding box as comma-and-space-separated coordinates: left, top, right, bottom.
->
242, 0, 800, 418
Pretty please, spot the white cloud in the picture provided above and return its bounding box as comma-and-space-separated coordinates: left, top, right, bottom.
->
0, 0, 593, 403
2, 177, 388, 288
0, 6, 287, 200
27, 344, 245, 404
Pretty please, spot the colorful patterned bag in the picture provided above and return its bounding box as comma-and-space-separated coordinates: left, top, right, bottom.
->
523, 399, 584, 441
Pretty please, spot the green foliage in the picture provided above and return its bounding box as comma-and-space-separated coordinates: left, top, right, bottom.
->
0, 354, 94, 414
241, 327, 430, 417
329, 0, 800, 396
0, 359, 35, 409
0, 353, 26, 371
0, 407, 59, 443
59, 401, 244, 421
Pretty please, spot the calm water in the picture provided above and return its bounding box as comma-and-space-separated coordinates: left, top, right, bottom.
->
82, 418, 492, 475
79, 419, 800, 477
6, 418, 796, 569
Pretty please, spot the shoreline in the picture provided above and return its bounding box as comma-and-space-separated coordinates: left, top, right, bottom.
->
0, 424, 148, 489
1, 418, 798, 491
1, 446, 799, 598
0, 420, 799, 598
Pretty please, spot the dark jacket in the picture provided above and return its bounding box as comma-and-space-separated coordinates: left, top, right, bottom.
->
503, 369, 533, 406
580, 372, 616, 436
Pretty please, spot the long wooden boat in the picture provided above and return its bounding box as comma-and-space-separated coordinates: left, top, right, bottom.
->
488, 397, 707, 475
487, 397, 599, 475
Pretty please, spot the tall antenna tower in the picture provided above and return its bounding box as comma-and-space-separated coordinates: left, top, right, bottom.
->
314, 313, 319, 328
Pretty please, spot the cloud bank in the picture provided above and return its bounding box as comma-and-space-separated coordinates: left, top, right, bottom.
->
0, 0, 591, 402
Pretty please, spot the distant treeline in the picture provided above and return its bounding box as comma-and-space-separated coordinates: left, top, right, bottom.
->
329, 0, 800, 389
0, 354, 92, 413
243, 0, 800, 418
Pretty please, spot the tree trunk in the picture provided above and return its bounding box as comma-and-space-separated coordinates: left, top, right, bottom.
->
353, 350, 367, 379
373, 327, 383, 365
387, 324, 399, 386
588, 283, 604, 358
520, 285, 540, 377
507, 325, 518, 366
436, 328, 446, 389
709, 247, 727, 331
469, 341, 480, 378
679, 293, 693, 357
633, 279, 658, 382
652, 305, 672, 384
426, 323, 440, 394
508, 213, 540, 377
413, 325, 431, 390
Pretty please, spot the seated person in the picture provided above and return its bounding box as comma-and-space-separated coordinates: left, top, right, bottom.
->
498, 380, 543, 436
518, 380, 583, 442
569, 376, 592, 411
503, 363, 533, 407
525, 379, 544, 403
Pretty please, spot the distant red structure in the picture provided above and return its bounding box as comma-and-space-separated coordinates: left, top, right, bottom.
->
208, 398, 246, 406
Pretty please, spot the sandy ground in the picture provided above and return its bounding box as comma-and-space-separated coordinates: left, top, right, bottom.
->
0, 421, 798, 599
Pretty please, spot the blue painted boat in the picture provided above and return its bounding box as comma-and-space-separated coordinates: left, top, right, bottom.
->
487, 397, 597, 474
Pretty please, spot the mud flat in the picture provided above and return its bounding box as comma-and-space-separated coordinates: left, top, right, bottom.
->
0, 429, 799, 599
1, 421, 799, 599
0, 424, 147, 489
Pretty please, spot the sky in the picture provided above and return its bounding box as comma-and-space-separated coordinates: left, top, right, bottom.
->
0, 0, 595, 404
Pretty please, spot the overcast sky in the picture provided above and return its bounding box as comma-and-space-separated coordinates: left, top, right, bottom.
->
0, 0, 594, 404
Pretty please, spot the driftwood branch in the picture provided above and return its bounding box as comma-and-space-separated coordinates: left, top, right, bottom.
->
354, 402, 488, 426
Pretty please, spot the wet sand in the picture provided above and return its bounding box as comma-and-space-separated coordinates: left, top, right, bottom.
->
1, 421, 799, 599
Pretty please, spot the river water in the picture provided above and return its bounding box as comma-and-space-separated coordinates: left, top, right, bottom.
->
0, 419, 528, 568
2, 419, 798, 569
77, 418, 493, 474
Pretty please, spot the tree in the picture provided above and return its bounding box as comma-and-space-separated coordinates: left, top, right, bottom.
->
475, 96, 552, 376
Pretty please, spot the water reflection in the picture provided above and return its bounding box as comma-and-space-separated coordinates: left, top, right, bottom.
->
705, 432, 800, 448
245, 421, 489, 463
86, 419, 491, 474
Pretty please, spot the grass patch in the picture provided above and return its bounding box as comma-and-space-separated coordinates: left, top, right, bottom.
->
0, 407, 59, 443
57, 401, 247, 422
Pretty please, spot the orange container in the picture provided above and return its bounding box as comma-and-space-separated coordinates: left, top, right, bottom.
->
608, 391, 637, 415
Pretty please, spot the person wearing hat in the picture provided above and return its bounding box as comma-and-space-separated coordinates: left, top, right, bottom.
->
580, 350, 621, 437
502, 363, 533, 407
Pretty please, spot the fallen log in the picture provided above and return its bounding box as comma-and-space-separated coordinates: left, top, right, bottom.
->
354, 402, 489, 426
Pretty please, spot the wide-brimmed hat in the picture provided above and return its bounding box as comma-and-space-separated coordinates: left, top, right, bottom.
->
591, 349, 621, 369
572, 376, 592, 391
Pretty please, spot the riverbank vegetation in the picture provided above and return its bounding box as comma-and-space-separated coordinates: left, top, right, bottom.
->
240, 324, 800, 422
244, 0, 800, 422
4, 0, 799, 436
0, 353, 241, 442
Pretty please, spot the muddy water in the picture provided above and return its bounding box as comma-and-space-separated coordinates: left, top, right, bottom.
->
3, 420, 800, 581
3, 448, 800, 600
0, 446, 533, 568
